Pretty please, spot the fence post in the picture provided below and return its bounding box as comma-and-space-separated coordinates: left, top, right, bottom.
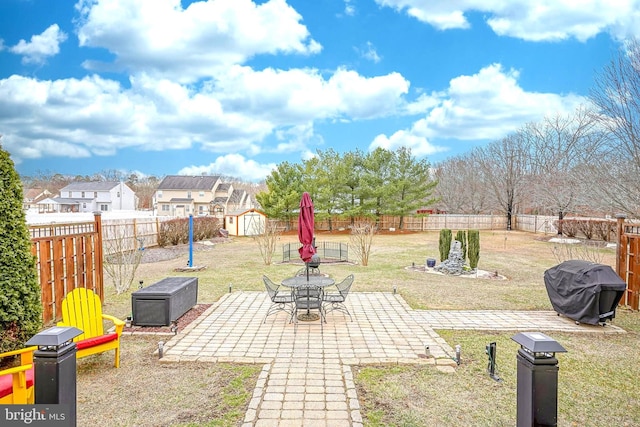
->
615, 214, 626, 281
93, 212, 104, 302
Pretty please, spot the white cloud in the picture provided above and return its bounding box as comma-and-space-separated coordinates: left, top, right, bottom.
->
10, 24, 67, 64
210, 65, 409, 122
178, 154, 276, 181
370, 131, 448, 157
375, 0, 640, 41
419, 64, 586, 139
344, 0, 356, 16
0, 62, 410, 165
274, 123, 322, 154
371, 63, 586, 154
0, 74, 274, 161
358, 42, 381, 63
76, 0, 321, 82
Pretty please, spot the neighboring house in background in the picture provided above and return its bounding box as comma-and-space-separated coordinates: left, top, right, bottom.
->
224, 209, 267, 236
154, 175, 257, 218
23, 188, 53, 210
47, 181, 137, 213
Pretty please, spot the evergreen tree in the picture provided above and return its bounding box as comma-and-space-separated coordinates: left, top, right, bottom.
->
0, 142, 42, 352
439, 229, 452, 262
388, 147, 439, 229
468, 229, 480, 269
255, 162, 302, 230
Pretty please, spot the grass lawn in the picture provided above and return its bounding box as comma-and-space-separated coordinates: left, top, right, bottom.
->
83, 230, 640, 426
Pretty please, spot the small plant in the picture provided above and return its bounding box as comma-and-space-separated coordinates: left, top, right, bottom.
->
350, 221, 377, 266
439, 229, 452, 261
253, 220, 281, 265
103, 224, 144, 294
468, 229, 480, 269
551, 241, 605, 264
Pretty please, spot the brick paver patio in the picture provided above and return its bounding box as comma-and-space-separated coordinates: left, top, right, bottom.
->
157, 291, 624, 426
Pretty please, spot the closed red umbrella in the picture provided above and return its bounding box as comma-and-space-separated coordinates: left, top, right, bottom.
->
298, 192, 316, 277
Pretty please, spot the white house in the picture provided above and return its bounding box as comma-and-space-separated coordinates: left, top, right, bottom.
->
52, 182, 137, 213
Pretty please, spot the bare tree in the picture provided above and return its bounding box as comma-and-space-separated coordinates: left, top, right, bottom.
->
475, 132, 532, 230
589, 38, 640, 217
103, 223, 144, 294
349, 222, 377, 266
252, 220, 281, 265
524, 106, 605, 233
434, 154, 489, 214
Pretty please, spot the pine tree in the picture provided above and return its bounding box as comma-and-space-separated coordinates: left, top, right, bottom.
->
0, 143, 42, 352
439, 229, 452, 262
468, 229, 480, 270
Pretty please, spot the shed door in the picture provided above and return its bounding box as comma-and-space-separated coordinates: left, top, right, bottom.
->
244, 213, 262, 236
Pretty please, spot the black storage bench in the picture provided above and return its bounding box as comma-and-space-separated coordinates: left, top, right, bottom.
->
131, 277, 198, 326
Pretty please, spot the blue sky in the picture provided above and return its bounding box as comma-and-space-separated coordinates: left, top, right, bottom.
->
0, 0, 635, 181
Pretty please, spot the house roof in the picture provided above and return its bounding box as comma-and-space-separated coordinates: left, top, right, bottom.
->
60, 181, 122, 192
226, 209, 266, 217
216, 183, 231, 191
51, 197, 94, 204
24, 188, 51, 200
213, 196, 228, 204
228, 189, 245, 203
157, 175, 220, 190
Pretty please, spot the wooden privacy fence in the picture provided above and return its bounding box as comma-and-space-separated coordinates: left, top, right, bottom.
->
280, 214, 509, 232
30, 213, 104, 324
616, 215, 640, 310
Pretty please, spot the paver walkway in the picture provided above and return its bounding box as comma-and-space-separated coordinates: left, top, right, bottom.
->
159, 291, 624, 426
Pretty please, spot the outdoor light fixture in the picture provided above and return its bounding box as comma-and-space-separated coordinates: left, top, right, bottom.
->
424, 345, 430, 357
229, 283, 232, 293
170, 321, 178, 335
158, 341, 164, 358
486, 342, 501, 382
393, 285, 397, 294
511, 332, 567, 427
455, 344, 461, 365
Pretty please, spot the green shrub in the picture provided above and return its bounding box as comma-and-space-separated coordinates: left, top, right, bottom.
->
455, 230, 467, 262
468, 229, 480, 269
439, 229, 452, 262
0, 144, 42, 352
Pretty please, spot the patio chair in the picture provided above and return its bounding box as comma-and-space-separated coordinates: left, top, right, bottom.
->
0, 346, 37, 404
57, 287, 124, 368
294, 286, 325, 322
322, 274, 354, 321
263, 276, 295, 323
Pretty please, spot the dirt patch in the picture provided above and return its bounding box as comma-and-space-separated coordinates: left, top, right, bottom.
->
123, 303, 212, 334
140, 237, 231, 263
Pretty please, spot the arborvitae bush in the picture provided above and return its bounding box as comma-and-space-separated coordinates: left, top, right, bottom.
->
468, 229, 480, 269
439, 229, 452, 262
455, 230, 467, 262
0, 144, 42, 352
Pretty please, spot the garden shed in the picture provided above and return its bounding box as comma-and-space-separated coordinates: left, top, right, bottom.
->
224, 209, 267, 236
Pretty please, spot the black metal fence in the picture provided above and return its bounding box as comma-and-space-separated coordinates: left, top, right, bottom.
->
282, 241, 349, 263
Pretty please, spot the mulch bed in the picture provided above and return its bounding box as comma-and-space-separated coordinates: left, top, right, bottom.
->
123, 303, 212, 335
